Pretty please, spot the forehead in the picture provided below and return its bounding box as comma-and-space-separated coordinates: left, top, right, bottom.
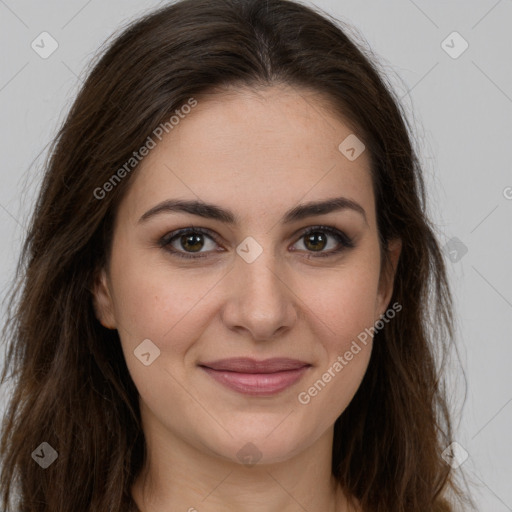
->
119, 85, 375, 228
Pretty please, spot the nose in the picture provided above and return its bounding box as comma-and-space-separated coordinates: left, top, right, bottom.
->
220, 246, 298, 342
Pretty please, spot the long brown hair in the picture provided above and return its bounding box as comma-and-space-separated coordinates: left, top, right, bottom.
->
1, 0, 473, 510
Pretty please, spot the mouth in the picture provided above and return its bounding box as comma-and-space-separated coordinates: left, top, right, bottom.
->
198, 357, 311, 396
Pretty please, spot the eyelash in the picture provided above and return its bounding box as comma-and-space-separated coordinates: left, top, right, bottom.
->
158, 225, 355, 260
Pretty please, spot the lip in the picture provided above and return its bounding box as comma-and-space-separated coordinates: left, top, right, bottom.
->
199, 358, 311, 396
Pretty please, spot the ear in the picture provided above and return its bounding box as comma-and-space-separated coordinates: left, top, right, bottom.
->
91, 267, 117, 329
375, 237, 402, 319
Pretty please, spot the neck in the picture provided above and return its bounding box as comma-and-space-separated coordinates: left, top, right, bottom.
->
132, 404, 354, 512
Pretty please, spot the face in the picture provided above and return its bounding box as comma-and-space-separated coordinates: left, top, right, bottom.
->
93, 84, 401, 465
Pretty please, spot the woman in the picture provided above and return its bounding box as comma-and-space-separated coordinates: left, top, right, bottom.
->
0, 0, 473, 510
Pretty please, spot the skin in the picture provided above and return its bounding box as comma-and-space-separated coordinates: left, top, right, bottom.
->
93, 84, 401, 512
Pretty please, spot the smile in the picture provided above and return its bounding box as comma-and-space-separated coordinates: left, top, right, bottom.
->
198, 358, 311, 396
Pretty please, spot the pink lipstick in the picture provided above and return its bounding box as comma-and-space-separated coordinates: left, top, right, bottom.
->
199, 357, 311, 396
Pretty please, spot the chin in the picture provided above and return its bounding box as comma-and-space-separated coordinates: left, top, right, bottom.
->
197, 417, 316, 467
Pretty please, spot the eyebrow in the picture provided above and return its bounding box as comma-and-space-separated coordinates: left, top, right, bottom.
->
138, 196, 368, 226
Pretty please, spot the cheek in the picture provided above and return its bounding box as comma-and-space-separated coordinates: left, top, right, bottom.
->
295, 265, 378, 428
297, 344, 372, 440
293, 252, 380, 415
303, 257, 382, 350
108, 260, 203, 409
108, 240, 198, 341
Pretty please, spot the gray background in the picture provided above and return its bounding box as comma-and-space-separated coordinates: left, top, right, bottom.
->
0, 0, 511, 510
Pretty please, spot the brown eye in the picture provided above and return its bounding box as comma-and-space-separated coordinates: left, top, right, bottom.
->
303, 231, 328, 252
159, 228, 220, 259
159, 225, 355, 261
178, 233, 206, 253
292, 226, 355, 258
